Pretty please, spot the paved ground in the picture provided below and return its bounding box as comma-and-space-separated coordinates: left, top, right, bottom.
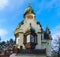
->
10, 53, 16, 57
10, 53, 46, 57
0, 55, 9, 57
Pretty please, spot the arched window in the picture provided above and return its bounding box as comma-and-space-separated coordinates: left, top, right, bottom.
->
27, 35, 30, 43
30, 35, 34, 42
23, 31, 37, 49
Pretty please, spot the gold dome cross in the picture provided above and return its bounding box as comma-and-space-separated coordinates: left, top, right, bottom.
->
28, 2, 31, 6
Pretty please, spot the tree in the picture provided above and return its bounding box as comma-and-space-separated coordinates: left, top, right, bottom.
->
58, 37, 60, 57
6, 40, 10, 46
51, 38, 59, 53
9, 38, 14, 46
1, 41, 6, 45
52, 35, 60, 57
0, 41, 6, 50
0, 36, 1, 42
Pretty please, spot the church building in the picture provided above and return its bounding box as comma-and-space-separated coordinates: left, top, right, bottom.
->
14, 4, 52, 57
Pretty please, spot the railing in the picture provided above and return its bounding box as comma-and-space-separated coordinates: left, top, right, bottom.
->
17, 49, 46, 54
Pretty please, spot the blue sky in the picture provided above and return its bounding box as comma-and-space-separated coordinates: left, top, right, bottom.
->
0, 0, 60, 41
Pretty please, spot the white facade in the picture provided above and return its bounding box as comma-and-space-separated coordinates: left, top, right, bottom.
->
14, 5, 52, 57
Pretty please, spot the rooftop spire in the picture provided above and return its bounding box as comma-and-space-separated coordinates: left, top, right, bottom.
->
45, 20, 51, 34
46, 20, 48, 27
28, 2, 31, 6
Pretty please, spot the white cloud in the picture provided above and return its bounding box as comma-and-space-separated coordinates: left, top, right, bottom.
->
51, 25, 60, 39
51, 36, 59, 52
0, 0, 28, 11
51, 39, 59, 50
51, 25, 60, 52
0, 0, 31, 10
0, 28, 8, 37
0, 0, 8, 10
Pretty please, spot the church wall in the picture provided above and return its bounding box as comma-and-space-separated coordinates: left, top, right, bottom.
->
41, 39, 51, 57
42, 33, 44, 40
46, 40, 51, 56
35, 33, 41, 49
16, 33, 25, 49
24, 18, 39, 33
41, 42, 47, 49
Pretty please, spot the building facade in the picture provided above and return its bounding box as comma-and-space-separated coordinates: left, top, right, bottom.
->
14, 4, 52, 57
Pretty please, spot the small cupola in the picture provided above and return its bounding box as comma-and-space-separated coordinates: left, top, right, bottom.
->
45, 26, 51, 34
44, 26, 51, 40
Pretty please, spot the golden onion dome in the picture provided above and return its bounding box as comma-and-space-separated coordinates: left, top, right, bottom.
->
24, 5, 35, 17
